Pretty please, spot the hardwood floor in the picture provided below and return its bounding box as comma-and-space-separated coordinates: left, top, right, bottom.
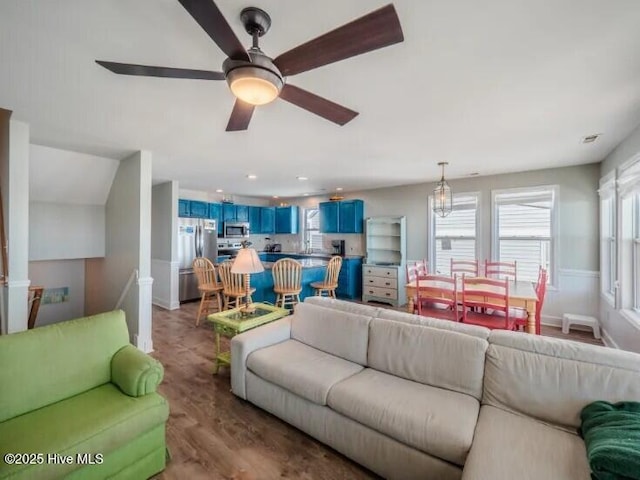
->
151, 300, 604, 479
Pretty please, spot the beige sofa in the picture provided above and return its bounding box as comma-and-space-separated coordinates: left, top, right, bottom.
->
231, 297, 640, 479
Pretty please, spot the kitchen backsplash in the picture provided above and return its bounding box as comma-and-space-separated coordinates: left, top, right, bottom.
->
250, 233, 364, 256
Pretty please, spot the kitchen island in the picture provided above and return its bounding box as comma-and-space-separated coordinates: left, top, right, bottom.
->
250, 256, 328, 304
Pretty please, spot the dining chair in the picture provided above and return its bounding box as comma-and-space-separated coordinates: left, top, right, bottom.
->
515, 267, 547, 334
406, 262, 420, 283
217, 260, 256, 310
451, 258, 479, 277
272, 258, 303, 309
311, 256, 343, 298
416, 259, 428, 275
485, 260, 517, 282
415, 274, 459, 322
460, 276, 515, 330
192, 257, 224, 326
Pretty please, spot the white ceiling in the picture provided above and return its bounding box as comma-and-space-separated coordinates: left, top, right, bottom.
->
2, 0, 640, 198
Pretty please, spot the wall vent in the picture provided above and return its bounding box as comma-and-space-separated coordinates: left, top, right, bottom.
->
582, 134, 601, 143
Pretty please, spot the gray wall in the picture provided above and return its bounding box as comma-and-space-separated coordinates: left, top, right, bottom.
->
152, 182, 177, 261
295, 163, 601, 271
85, 151, 152, 347
602, 123, 640, 175
29, 203, 105, 260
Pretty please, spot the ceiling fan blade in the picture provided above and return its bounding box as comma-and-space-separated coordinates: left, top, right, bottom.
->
226, 100, 255, 131
279, 84, 358, 126
178, 0, 250, 62
274, 4, 403, 77
96, 61, 225, 80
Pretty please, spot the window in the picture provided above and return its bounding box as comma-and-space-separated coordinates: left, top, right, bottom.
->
633, 196, 640, 310
599, 172, 616, 302
493, 187, 557, 284
616, 158, 640, 312
430, 194, 479, 275
303, 208, 323, 252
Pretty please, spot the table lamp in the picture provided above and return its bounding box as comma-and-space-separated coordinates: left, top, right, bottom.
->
231, 246, 264, 314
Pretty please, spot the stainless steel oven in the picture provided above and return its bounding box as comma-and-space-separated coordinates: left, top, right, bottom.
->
223, 222, 250, 238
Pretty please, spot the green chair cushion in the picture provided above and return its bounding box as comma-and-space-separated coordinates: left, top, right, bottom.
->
111, 345, 164, 397
0, 383, 169, 480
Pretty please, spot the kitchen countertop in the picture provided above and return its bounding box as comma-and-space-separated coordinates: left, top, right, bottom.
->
260, 251, 364, 260
261, 259, 329, 269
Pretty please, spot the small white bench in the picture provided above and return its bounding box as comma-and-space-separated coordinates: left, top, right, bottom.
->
562, 313, 601, 339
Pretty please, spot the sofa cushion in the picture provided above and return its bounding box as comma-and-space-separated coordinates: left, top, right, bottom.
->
303, 296, 382, 317
0, 310, 129, 423
247, 339, 363, 405
368, 318, 488, 399
291, 302, 372, 365
376, 309, 490, 340
0, 383, 169, 480
484, 330, 640, 430
327, 368, 479, 466
461, 405, 591, 480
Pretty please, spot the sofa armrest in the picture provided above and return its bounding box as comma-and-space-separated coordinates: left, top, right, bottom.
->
111, 344, 164, 397
231, 317, 292, 399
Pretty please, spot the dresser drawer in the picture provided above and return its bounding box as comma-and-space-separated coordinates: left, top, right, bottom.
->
363, 276, 398, 289
363, 266, 398, 278
363, 285, 398, 300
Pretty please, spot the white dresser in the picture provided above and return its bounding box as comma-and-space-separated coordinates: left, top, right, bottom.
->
362, 216, 407, 307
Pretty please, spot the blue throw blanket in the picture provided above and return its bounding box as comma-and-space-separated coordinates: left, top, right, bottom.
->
580, 401, 640, 480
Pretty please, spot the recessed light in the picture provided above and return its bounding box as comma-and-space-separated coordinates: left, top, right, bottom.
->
336, 187, 344, 191
273, 195, 279, 199
246, 174, 257, 180
303, 193, 310, 196
215, 189, 223, 193
582, 134, 602, 144
297, 176, 308, 181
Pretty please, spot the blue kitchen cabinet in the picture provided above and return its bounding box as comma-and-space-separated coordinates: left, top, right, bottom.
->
178, 199, 190, 218
249, 206, 262, 234
336, 258, 363, 299
236, 205, 249, 222
339, 200, 364, 233
319, 201, 339, 233
261, 207, 275, 234
222, 203, 236, 223
275, 206, 299, 234
208, 203, 222, 234
188, 200, 208, 218
319, 199, 363, 233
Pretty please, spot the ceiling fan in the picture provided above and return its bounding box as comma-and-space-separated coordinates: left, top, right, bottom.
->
95, 1, 404, 132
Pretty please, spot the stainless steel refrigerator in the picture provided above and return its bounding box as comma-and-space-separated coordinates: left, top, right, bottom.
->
178, 218, 218, 302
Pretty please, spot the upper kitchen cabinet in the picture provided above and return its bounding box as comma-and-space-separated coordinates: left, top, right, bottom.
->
178, 199, 190, 218
222, 203, 236, 223
236, 205, 249, 222
261, 207, 275, 234
275, 206, 299, 234
208, 203, 222, 234
319, 199, 364, 233
249, 206, 262, 233
179, 199, 209, 218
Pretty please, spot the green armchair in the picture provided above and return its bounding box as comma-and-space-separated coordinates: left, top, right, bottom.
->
0, 310, 169, 480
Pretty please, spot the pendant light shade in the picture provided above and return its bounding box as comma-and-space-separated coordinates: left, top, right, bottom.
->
433, 162, 453, 217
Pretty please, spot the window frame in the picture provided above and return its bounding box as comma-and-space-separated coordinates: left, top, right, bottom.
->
491, 185, 559, 286
428, 192, 481, 276
599, 170, 617, 307
302, 207, 323, 252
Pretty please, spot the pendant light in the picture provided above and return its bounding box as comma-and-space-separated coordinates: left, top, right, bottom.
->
433, 162, 453, 217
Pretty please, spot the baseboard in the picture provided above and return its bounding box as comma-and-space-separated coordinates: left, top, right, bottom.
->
601, 328, 620, 349
152, 296, 179, 311
541, 315, 562, 327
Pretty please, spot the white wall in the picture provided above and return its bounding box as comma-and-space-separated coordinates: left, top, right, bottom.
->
85, 151, 153, 351
151, 181, 179, 310
293, 163, 601, 324
600, 123, 640, 352
2, 118, 31, 334
29, 203, 105, 260
28, 259, 85, 326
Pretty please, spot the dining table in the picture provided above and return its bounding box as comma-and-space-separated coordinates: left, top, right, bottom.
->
405, 277, 539, 334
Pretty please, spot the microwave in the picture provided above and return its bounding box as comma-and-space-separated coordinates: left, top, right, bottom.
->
223, 222, 250, 238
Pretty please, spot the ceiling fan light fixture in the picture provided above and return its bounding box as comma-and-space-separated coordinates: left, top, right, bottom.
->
228, 68, 282, 106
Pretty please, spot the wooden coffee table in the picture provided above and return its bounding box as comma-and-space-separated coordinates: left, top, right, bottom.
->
207, 303, 289, 374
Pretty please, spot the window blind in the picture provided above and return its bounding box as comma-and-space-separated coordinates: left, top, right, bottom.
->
433, 194, 478, 275
305, 209, 324, 251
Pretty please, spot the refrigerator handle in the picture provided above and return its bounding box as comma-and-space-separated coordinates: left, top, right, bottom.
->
195, 225, 201, 258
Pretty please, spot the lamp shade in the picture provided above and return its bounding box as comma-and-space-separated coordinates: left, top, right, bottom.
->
231, 248, 264, 274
